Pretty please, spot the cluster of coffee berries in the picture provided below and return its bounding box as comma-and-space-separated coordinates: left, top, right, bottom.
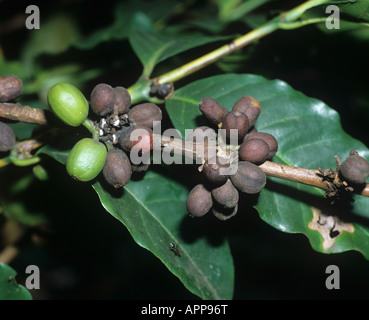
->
0, 75, 22, 153
47, 82, 162, 187
187, 96, 278, 220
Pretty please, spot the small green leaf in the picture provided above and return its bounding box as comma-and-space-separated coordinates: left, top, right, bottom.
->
165, 73, 369, 259
129, 12, 234, 75
0, 263, 32, 300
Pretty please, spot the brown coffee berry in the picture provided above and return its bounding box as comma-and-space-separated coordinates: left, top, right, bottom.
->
211, 179, 239, 209
202, 156, 229, 186
239, 138, 269, 165
119, 125, 153, 153
0, 121, 16, 152
103, 148, 132, 188
199, 97, 228, 125
212, 203, 238, 221
245, 132, 278, 160
113, 86, 131, 114
128, 103, 162, 129
222, 111, 249, 143
0, 75, 23, 102
230, 161, 266, 194
340, 149, 369, 185
232, 96, 261, 127
187, 184, 213, 217
90, 83, 115, 116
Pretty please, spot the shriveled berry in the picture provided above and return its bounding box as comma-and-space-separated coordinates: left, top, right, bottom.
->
239, 138, 269, 165
340, 149, 369, 185
222, 110, 249, 143
211, 179, 239, 209
230, 161, 266, 194
90, 83, 115, 116
232, 96, 261, 127
187, 184, 213, 217
0, 121, 16, 152
202, 156, 229, 186
199, 97, 228, 125
131, 163, 150, 173
103, 148, 132, 188
66, 138, 107, 182
113, 86, 131, 114
128, 103, 162, 129
48, 82, 89, 127
212, 203, 238, 221
0, 75, 23, 102
119, 125, 153, 153
245, 132, 278, 160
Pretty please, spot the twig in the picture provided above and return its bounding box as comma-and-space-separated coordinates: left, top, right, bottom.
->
0, 102, 48, 125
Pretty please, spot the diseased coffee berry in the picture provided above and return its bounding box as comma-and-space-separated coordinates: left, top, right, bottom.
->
222, 111, 249, 143
239, 138, 269, 165
113, 86, 131, 114
90, 83, 115, 116
212, 203, 238, 221
48, 82, 89, 127
0, 121, 16, 152
202, 156, 229, 186
230, 161, 266, 194
119, 125, 153, 153
245, 132, 278, 160
103, 148, 132, 188
66, 138, 107, 182
211, 179, 239, 209
199, 97, 228, 125
187, 184, 213, 217
128, 103, 162, 129
232, 96, 261, 127
131, 163, 150, 173
0, 75, 23, 102
340, 149, 369, 185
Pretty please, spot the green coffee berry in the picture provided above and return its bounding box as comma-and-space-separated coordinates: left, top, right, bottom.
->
0, 121, 16, 152
66, 138, 107, 182
48, 82, 89, 127
340, 149, 369, 185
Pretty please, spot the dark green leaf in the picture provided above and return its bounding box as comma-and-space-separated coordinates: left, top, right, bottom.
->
129, 12, 234, 75
39, 137, 235, 300
339, 0, 369, 23
165, 73, 369, 259
0, 263, 32, 300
